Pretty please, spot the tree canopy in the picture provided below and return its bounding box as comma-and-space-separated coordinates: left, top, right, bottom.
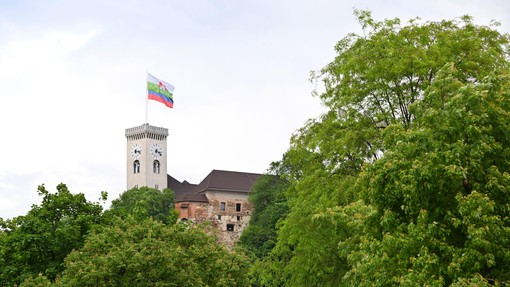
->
253, 10, 510, 286
238, 167, 290, 258
346, 65, 510, 285
0, 184, 105, 285
6, 185, 250, 286
36, 216, 250, 286
108, 186, 177, 224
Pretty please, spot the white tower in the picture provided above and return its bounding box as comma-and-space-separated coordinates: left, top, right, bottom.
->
125, 123, 168, 190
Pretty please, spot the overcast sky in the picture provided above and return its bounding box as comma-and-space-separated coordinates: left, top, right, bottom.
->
1, 0, 509, 219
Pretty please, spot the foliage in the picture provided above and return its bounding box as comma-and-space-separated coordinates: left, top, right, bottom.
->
259, 10, 510, 286
238, 169, 290, 258
19, 274, 53, 287
50, 216, 251, 286
0, 183, 104, 285
347, 66, 510, 285
108, 186, 177, 224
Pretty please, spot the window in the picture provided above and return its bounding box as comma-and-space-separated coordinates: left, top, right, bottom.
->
153, 160, 160, 173
220, 202, 226, 211
133, 160, 140, 174
236, 216, 241, 221
226, 223, 235, 231
236, 203, 242, 212
155, 184, 159, 189
217, 215, 222, 220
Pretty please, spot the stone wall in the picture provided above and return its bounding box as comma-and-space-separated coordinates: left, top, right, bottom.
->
175, 191, 254, 246
205, 191, 253, 246
176, 202, 209, 222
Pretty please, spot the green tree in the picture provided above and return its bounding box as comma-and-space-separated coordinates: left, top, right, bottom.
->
0, 183, 105, 285
19, 274, 52, 287
108, 186, 177, 224
346, 65, 510, 285
262, 10, 510, 286
52, 216, 250, 286
238, 165, 290, 258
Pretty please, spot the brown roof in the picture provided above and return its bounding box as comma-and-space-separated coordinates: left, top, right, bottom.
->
176, 192, 209, 203
172, 170, 262, 203
167, 174, 198, 199
193, 170, 262, 193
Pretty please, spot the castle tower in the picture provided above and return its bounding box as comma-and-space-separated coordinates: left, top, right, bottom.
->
125, 123, 168, 190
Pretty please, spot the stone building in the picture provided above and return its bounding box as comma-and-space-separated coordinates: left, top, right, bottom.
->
126, 123, 261, 244
169, 170, 261, 244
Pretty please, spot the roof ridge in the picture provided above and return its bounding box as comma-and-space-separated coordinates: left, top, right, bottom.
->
212, 169, 262, 175
191, 170, 214, 194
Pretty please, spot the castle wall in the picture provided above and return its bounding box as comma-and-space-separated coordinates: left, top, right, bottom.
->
176, 201, 209, 222
205, 191, 253, 246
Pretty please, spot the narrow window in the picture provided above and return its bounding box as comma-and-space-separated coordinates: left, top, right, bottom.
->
153, 160, 160, 173
235, 203, 242, 212
217, 215, 222, 220
133, 160, 140, 174
220, 202, 226, 211
226, 223, 234, 231
155, 184, 159, 189
237, 216, 241, 221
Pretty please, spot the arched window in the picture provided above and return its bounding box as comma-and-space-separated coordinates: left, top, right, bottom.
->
153, 160, 160, 173
133, 160, 140, 174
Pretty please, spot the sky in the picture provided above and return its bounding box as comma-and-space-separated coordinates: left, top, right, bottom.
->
1, 0, 509, 220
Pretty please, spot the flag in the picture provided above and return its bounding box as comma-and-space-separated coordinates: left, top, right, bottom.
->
147, 73, 174, 108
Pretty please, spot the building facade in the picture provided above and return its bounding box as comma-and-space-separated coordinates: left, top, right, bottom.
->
169, 170, 260, 245
126, 123, 261, 245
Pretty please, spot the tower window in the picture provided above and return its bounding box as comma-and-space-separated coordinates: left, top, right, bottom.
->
153, 160, 160, 173
133, 160, 140, 174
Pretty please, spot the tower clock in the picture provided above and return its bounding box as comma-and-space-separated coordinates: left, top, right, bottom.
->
125, 123, 168, 190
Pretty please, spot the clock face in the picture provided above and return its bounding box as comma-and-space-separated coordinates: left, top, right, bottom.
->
150, 143, 163, 159
130, 144, 142, 159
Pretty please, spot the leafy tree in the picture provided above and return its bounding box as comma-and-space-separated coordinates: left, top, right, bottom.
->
51, 216, 250, 286
0, 183, 105, 285
108, 186, 177, 224
346, 65, 510, 285
261, 10, 510, 286
19, 274, 52, 287
238, 166, 290, 258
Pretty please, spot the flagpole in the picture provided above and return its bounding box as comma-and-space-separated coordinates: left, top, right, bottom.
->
145, 71, 149, 124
